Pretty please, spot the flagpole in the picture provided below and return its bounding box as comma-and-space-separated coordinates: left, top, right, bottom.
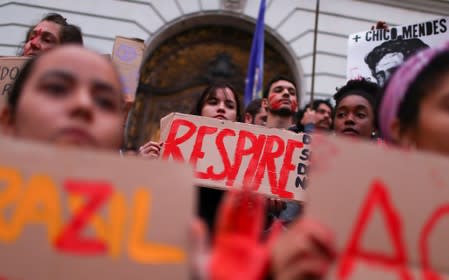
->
310, 0, 320, 106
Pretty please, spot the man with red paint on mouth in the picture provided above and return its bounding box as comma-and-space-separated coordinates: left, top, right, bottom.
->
21, 13, 83, 57
333, 79, 380, 140
262, 75, 299, 130
261, 75, 302, 226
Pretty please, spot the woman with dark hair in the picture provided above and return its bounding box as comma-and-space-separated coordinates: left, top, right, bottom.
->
191, 82, 242, 122
21, 13, 83, 56
333, 78, 380, 140
1, 45, 124, 150
191, 83, 243, 232
139, 82, 242, 231
379, 41, 449, 156
139, 82, 242, 157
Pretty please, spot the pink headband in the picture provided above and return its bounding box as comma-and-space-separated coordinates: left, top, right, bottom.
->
379, 41, 449, 142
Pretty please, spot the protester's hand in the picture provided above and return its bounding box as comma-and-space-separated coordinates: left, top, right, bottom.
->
301, 108, 317, 126
371, 21, 388, 30
139, 141, 163, 159
271, 218, 336, 280
209, 190, 282, 280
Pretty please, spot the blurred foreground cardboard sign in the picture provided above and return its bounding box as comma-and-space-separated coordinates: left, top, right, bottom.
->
112, 36, 144, 102
306, 134, 449, 279
0, 56, 28, 111
160, 113, 310, 201
0, 137, 194, 280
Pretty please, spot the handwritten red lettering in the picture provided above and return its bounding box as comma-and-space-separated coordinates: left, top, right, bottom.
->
241, 134, 266, 188
225, 131, 256, 186
55, 180, 113, 254
252, 135, 284, 194
338, 180, 411, 280
162, 119, 197, 161
161, 116, 309, 199
419, 205, 449, 280
202, 128, 235, 180
189, 125, 218, 171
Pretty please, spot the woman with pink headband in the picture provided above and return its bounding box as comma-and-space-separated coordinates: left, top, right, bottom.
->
379, 41, 449, 156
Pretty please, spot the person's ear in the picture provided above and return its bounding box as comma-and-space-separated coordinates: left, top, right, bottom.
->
0, 107, 14, 136
390, 118, 416, 148
244, 113, 253, 124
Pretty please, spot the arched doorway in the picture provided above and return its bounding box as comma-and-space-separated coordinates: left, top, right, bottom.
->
125, 14, 300, 148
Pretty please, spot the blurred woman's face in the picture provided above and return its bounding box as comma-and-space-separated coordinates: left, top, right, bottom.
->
201, 87, 237, 122
5, 46, 124, 150
395, 73, 449, 156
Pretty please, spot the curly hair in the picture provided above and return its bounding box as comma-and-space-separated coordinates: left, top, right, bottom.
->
333, 78, 380, 128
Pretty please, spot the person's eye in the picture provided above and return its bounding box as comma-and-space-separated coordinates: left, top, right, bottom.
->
41, 81, 69, 97
357, 112, 367, 119
225, 101, 235, 109
207, 98, 218, 105
288, 89, 296, 95
95, 95, 119, 112
42, 36, 56, 44
336, 112, 344, 118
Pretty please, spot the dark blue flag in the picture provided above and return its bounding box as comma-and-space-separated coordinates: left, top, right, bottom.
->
244, 0, 266, 106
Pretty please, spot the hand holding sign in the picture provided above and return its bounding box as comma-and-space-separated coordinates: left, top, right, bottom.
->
271, 218, 336, 280
371, 21, 389, 30
139, 140, 163, 159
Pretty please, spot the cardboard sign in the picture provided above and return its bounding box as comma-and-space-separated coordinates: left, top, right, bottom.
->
159, 113, 310, 201
306, 134, 449, 279
347, 17, 449, 86
0, 137, 194, 280
112, 36, 145, 102
0, 57, 28, 111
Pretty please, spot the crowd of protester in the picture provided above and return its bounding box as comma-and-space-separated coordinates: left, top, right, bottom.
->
1, 13, 449, 280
